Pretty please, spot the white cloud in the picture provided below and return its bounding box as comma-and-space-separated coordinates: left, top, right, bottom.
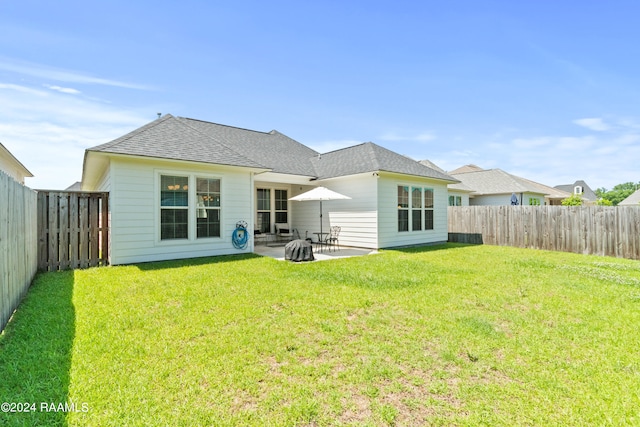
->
573, 117, 610, 131
0, 82, 154, 189
0, 83, 47, 96
44, 84, 81, 95
0, 56, 153, 90
499, 132, 637, 189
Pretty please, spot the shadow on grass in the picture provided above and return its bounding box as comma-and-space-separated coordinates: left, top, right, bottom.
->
134, 253, 263, 271
0, 271, 75, 427
387, 241, 479, 255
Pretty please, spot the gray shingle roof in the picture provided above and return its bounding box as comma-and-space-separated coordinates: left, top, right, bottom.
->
180, 117, 318, 177
618, 189, 640, 206
450, 168, 548, 195
89, 114, 265, 169
312, 143, 459, 182
554, 180, 597, 201
87, 115, 457, 182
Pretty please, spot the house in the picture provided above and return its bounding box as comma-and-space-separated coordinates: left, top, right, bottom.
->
554, 180, 597, 204
81, 114, 459, 265
419, 160, 473, 206
65, 181, 83, 191
448, 165, 571, 206
0, 142, 33, 184
619, 189, 640, 206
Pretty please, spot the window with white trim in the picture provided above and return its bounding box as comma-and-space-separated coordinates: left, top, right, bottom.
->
275, 189, 288, 224
160, 175, 189, 240
196, 178, 221, 238
397, 186, 409, 232
398, 185, 434, 232
256, 188, 271, 233
448, 195, 462, 206
424, 188, 434, 230
412, 187, 423, 231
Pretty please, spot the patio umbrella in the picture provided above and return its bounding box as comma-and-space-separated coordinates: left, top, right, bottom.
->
289, 187, 351, 241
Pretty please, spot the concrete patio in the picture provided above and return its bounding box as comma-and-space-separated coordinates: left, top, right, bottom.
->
254, 243, 378, 261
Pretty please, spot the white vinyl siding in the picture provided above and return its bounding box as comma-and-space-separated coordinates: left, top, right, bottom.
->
107, 157, 253, 265
447, 190, 469, 207
290, 174, 379, 249
378, 173, 448, 248
0, 150, 30, 184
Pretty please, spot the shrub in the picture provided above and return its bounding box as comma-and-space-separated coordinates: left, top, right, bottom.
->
561, 193, 584, 206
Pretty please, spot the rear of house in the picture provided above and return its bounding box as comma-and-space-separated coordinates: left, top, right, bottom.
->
449, 166, 567, 206
82, 115, 458, 264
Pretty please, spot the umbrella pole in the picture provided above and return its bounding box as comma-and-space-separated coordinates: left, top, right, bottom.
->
319, 200, 323, 239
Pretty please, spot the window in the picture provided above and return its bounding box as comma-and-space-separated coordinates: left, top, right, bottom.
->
399, 185, 435, 232
160, 175, 189, 240
275, 189, 288, 224
448, 195, 462, 206
424, 188, 434, 230
257, 189, 271, 233
574, 186, 583, 195
397, 186, 409, 232
412, 187, 423, 231
196, 178, 221, 238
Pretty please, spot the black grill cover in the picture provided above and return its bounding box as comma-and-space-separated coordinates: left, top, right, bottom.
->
284, 239, 314, 262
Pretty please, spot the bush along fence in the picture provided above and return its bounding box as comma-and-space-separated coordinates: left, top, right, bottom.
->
37, 191, 109, 272
0, 171, 38, 333
448, 205, 640, 260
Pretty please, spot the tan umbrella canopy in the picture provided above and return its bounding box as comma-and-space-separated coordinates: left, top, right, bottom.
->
289, 187, 351, 238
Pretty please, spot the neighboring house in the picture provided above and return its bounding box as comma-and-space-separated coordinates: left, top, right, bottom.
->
554, 180, 597, 204
448, 165, 570, 206
81, 114, 459, 265
65, 181, 83, 191
419, 160, 473, 206
0, 142, 33, 184
619, 189, 640, 206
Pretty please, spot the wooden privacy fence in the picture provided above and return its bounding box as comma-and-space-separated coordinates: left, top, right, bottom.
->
37, 191, 109, 271
0, 171, 38, 333
448, 205, 640, 260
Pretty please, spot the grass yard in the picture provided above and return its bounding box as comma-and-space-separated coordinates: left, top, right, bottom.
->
1, 243, 640, 426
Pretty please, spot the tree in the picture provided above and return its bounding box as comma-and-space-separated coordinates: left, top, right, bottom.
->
561, 193, 584, 206
596, 181, 640, 206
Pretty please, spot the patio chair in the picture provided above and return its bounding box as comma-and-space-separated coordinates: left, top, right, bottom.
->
327, 226, 341, 252
275, 223, 294, 243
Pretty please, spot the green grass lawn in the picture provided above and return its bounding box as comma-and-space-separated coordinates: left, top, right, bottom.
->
1, 243, 640, 426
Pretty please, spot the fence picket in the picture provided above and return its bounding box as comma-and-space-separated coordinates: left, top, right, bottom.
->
36, 191, 109, 271
0, 171, 38, 333
449, 206, 640, 260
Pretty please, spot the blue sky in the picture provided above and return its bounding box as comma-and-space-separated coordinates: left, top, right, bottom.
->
1, 0, 639, 190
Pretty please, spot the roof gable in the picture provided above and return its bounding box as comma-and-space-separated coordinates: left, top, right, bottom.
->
88, 114, 266, 169
312, 143, 458, 182
0, 142, 33, 178
179, 118, 318, 177
451, 168, 549, 196
619, 189, 640, 206
85, 116, 458, 183
554, 180, 597, 200
449, 164, 484, 174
